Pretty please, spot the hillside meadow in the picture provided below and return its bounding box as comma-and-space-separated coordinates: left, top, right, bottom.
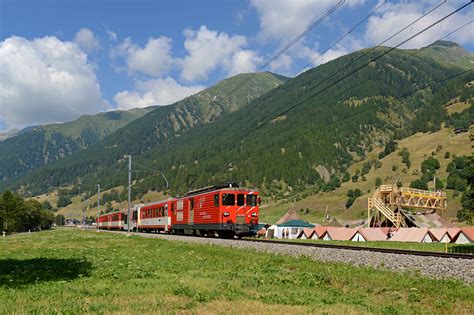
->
1, 229, 473, 314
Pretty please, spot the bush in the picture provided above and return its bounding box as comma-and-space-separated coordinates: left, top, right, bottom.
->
410, 179, 428, 190
444, 152, 451, 159
57, 195, 72, 208
375, 177, 382, 187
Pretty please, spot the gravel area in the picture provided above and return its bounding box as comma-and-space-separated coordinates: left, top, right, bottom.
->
110, 231, 474, 283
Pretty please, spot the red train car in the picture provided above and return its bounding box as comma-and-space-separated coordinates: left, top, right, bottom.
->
170, 183, 260, 238
97, 211, 126, 230
137, 199, 172, 232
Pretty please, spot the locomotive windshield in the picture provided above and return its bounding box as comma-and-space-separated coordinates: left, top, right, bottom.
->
222, 193, 235, 206
246, 194, 258, 206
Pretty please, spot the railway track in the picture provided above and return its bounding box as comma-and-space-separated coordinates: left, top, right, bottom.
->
101, 229, 473, 259
239, 238, 474, 260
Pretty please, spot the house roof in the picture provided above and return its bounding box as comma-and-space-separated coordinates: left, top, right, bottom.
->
314, 226, 328, 238
325, 227, 358, 241
275, 210, 301, 225
299, 227, 315, 238
355, 228, 388, 241
447, 228, 461, 239
390, 227, 432, 243
429, 228, 449, 241
277, 219, 315, 228
460, 227, 474, 242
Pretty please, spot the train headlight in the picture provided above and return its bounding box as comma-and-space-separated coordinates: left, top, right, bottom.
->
251, 212, 257, 217
223, 212, 230, 217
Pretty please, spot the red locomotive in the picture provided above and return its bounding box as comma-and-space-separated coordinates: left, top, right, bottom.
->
97, 183, 260, 238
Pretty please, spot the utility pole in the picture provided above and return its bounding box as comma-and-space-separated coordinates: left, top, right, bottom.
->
125, 155, 132, 233
96, 184, 100, 230
433, 173, 436, 191
82, 192, 86, 229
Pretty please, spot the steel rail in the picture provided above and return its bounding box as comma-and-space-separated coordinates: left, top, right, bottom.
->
239, 238, 474, 260
99, 229, 473, 260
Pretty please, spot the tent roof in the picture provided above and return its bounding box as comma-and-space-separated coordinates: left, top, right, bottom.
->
460, 227, 474, 242
325, 227, 358, 241
275, 210, 301, 225
429, 228, 449, 241
277, 219, 315, 227
356, 228, 388, 241
390, 228, 432, 242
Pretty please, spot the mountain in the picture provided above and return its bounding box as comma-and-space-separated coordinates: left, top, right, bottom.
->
418, 40, 474, 69
4, 43, 473, 203
0, 72, 288, 191
0, 107, 154, 182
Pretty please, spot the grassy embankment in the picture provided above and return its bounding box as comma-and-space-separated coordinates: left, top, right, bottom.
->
1, 229, 473, 313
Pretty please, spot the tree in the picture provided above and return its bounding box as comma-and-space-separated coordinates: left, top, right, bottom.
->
57, 195, 72, 208
55, 214, 66, 226
342, 171, 350, 182
375, 177, 382, 187
42, 200, 53, 210
410, 179, 428, 190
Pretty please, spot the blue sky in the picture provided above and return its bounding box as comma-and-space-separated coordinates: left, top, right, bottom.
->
1, 0, 473, 132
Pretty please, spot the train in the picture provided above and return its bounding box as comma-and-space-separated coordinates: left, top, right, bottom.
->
97, 183, 260, 238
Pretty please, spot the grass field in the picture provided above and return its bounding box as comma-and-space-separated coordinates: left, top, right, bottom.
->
1, 229, 473, 314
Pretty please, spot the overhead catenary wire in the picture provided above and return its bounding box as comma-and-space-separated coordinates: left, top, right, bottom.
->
266, 0, 472, 122
212, 0, 346, 104
300, 0, 388, 72
243, 19, 474, 161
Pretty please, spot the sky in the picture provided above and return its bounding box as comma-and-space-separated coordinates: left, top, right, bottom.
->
1, 0, 473, 132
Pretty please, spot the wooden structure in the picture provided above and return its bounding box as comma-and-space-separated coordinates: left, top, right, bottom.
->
368, 185, 447, 228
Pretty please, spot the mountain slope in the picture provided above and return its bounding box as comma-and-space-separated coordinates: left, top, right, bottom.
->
2, 71, 287, 192
0, 107, 153, 181
418, 40, 474, 69
6, 43, 473, 201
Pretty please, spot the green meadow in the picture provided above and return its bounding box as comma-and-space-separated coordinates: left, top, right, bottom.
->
1, 229, 473, 314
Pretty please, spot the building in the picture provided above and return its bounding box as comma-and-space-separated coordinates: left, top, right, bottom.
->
452, 227, 474, 244
351, 228, 388, 242
389, 227, 435, 243
266, 220, 315, 239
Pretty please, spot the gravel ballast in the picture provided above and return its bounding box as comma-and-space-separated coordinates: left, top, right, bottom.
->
109, 231, 474, 283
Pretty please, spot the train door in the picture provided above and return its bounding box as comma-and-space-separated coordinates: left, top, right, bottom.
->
189, 198, 194, 225
164, 203, 169, 232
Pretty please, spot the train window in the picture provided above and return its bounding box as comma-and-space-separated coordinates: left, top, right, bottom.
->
247, 194, 257, 206
222, 193, 235, 206
190, 198, 194, 210
237, 194, 245, 206
214, 194, 219, 207
133, 210, 137, 220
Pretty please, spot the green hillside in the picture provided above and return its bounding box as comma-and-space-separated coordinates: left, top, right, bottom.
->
4, 43, 473, 219
0, 108, 153, 182
418, 40, 474, 69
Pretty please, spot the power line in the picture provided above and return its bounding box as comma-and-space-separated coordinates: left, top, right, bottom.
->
212, 0, 345, 106
257, 0, 346, 72
301, 0, 387, 71
266, 0, 472, 122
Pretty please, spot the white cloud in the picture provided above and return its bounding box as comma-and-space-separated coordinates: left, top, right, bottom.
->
364, 1, 474, 49
227, 50, 263, 76
0, 36, 110, 131
250, 0, 349, 41
116, 36, 174, 77
180, 26, 261, 81
74, 28, 100, 52
106, 29, 117, 42
113, 77, 204, 110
